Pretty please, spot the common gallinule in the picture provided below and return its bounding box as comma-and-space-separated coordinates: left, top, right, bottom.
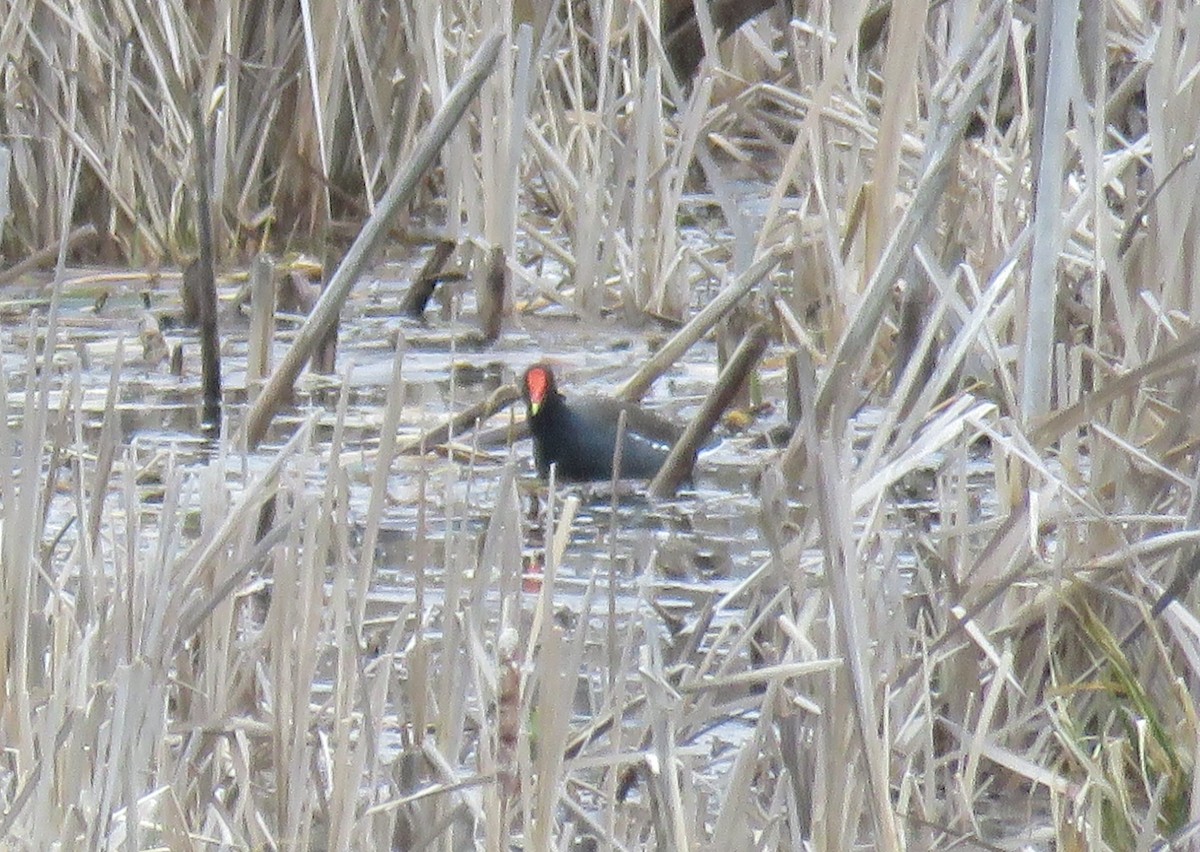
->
521, 363, 680, 482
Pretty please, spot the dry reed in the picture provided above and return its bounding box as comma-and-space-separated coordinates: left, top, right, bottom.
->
0, 1, 1197, 849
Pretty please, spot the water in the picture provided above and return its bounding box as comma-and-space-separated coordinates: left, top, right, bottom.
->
2, 260, 1046, 848
0, 258, 780, 670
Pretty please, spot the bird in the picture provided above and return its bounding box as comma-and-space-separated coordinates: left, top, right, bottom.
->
520, 363, 680, 482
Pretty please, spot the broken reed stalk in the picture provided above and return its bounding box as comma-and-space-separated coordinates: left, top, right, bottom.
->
395, 384, 521, 456
479, 245, 507, 343
609, 408, 628, 489
180, 258, 203, 326
618, 243, 787, 401
399, 238, 456, 317
246, 254, 274, 385
649, 322, 771, 498
192, 97, 221, 429
304, 274, 338, 375
785, 351, 802, 425
242, 30, 505, 450
779, 346, 817, 485
87, 340, 124, 547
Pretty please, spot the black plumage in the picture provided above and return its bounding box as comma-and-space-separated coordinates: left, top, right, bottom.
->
521, 364, 679, 482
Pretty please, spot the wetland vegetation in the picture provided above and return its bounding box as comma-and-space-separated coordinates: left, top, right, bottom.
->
0, 1, 1196, 849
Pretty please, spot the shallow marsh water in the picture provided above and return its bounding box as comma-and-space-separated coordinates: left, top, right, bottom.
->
0, 261, 1050, 848
1, 263, 783, 708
